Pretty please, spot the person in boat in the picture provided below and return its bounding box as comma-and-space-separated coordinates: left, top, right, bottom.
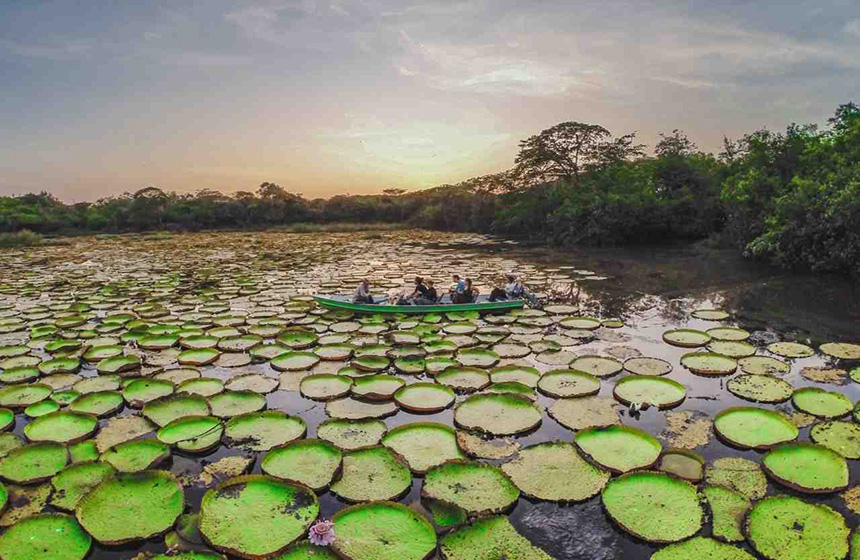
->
489, 273, 524, 302
409, 276, 436, 305
456, 278, 479, 303
450, 274, 466, 300
352, 279, 373, 304
426, 280, 439, 303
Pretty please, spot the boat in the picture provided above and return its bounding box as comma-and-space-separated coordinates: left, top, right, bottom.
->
312, 294, 525, 315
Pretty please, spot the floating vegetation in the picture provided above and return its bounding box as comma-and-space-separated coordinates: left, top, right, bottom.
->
602, 471, 703, 543
330, 446, 411, 502
738, 355, 790, 376
650, 537, 753, 560
767, 341, 815, 359
574, 425, 662, 473
820, 342, 860, 360
501, 442, 609, 502
701, 485, 749, 542
762, 442, 848, 493
658, 450, 704, 482
663, 329, 711, 348
381, 422, 465, 473
423, 460, 519, 515
623, 356, 672, 376
548, 395, 620, 431
612, 376, 686, 409
662, 411, 712, 449
50, 461, 116, 511
199, 475, 319, 559
726, 375, 793, 403
704, 457, 768, 500
393, 382, 455, 412
800, 366, 848, 384
680, 352, 737, 375
331, 502, 437, 560
456, 430, 521, 460
714, 407, 798, 449
809, 421, 860, 459
316, 418, 386, 450
454, 393, 541, 436
0, 513, 92, 560
745, 496, 849, 560
792, 387, 852, 418
101, 439, 170, 472
537, 369, 600, 398
440, 515, 552, 560
261, 439, 342, 491
0, 442, 68, 484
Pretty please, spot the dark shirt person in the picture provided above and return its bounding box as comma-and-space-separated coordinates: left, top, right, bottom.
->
352, 279, 373, 304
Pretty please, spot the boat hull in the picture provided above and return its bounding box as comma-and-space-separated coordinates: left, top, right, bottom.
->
312, 295, 525, 315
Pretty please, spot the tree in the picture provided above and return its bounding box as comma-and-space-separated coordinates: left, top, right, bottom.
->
513, 122, 643, 187
382, 188, 406, 196
655, 130, 697, 158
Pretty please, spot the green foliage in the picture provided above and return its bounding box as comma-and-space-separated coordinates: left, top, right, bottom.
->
0, 104, 856, 275
0, 229, 43, 248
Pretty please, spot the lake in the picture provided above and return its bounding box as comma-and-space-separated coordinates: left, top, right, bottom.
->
0, 229, 857, 560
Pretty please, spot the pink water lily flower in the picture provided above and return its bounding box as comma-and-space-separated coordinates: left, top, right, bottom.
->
309, 519, 335, 546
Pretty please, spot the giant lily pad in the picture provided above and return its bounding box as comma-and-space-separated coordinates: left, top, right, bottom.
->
24, 410, 98, 444
548, 395, 620, 431
809, 420, 860, 459
704, 457, 767, 500
792, 387, 852, 418
331, 501, 437, 560
261, 439, 342, 491
100, 439, 170, 472
680, 352, 737, 375
602, 471, 703, 543
701, 485, 750, 542
820, 342, 860, 360
767, 341, 815, 359
574, 425, 662, 473
489, 365, 540, 387
316, 418, 387, 450
157, 416, 224, 453
325, 398, 398, 420
422, 460, 519, 516
50, 461, 117, 511
714, 407, 798, 449
762, 442, 848, 493
663, 329, 711, 348
351, 375, 406, 400
0, 442, 68, 484
745, 496, 849, 560
224, 410, 305, 451
76, 470, 184, 545
623, 356, 673, 376
613, 376, 686, 409
393, 382, 455, 413
706, 341, 756, 358
454, 393, 541, 436
650, 537, 754, 560
440, 515, 552, 560
436, 367, 490, 393
727, 375, 793, 403
501, 442, 609, 502
381, 422, 465, 474
299, 374, 353, 400
123, 378, 175, 405
570, 355, 623, 378
0, 513, 92, 560
208, 390, 266, 418
330, 446, 412, 502
456, 348, 500, 368
738, 355, 791, 376
69, 391, 124, 417
271, 352, 320, 372
0, 384, 52, 408
199, 474, 319, 559
144, 394, 210, 426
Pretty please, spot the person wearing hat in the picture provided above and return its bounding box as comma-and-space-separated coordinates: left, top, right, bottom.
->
489, 273, 524, 302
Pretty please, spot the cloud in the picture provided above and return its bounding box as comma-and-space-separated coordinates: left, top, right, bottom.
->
845, 20, 860, 38
1, 39, 93, 60
165, 51, 253, 67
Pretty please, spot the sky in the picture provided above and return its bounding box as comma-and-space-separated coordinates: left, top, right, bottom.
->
1, 0, 858, 202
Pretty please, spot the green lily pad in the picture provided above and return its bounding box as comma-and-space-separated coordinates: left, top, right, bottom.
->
0, 383, 52, 408
727, 375, 793, 403
745, 496, 849, 560
100, 439, 170, 472
158, 416, 224, 453
276, 541, 338, 559
50, 461, 117, 511
440, 515, 552, 560
144, 394, 210, 426
663, 329, 711, 348
299, 374, 353, 400
381, 422, 465, 474
692, 309, 730, 321
0, 442, 68, 483
271, 352, 320, 372
574, 425, 662, 473
177, 377, 224, 397
38, 357, 81, 375
325, 398, 398, 420
393, 356, 425, 374
623, 356, 673, 376
351, 375, 406, 400
455, 348, 500, 369
83, 345, 123, 362
738, 355, 791, 376
0, 366, 40, 384
792, 387, 852, 418
714, 407, 798, 449
331, 501, 437, 560
209, 390, 267, 418
122, 378, 175, 405
178, 348, 221, 366
767, 341, 815, 359
680, 352, 737, 375
559, 316, 601, 330
809, 420, 860, 459
491, 343, 532, 359
602, 471, 703, 543
316, 418, 387, 450
180, 335, 220, 349
426, 356, 458, 376
24, 399, 60, 418
706, 327, 751, 341
436, 367, 490, 393
24, 410, 98, 443
820, 342, 860, 360
69, 391, 124, 417
650, 537, 754, 560
704, 457, 767, 500
0, 513, 92, 560
224, 410, 306, 451
393, 382, 455, 413
351, 355, 390, 373
314, 343, 355, 361
701, 485, 750, 542
96, 355, 141, 375
423, 460, 519, 515
261, 438, 342, 491
706, 341, 756, 358
217, 334, 262, 353
658, 449, 705, 482
68, 440, 98, 463
502, 441, 609, 502
535, 370, 598, 398
762, 442, 848, 493
330, 445, 412, 502
74, 376, 119, 394
76, 470, 184, 544
277, 330, 319, 349
613, 376, 686, 409
454, 393, 541, 436
489, 365, 540, 387
570, 355, 623, 378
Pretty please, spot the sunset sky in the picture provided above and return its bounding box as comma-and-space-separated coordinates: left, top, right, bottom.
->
2, 0, 858, 201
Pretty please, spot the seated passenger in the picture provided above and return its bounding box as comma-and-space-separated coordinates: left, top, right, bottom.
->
411, 276, 435, 305
489, 273, 524, 302
449, 274, 466, 300
352, 279, 373, 304
457, 278, 478, 303
426, 280, 439, 303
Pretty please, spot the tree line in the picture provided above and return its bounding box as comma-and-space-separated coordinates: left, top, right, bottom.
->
1, 102, 857, 274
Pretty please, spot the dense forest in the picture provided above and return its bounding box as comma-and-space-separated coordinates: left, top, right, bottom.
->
1, 103, 857, 275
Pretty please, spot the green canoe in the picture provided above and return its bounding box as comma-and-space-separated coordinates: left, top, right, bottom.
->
313, 295, 525, 315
